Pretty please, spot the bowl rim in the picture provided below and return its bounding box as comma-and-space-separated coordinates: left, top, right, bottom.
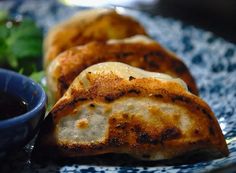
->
0, 68, 46, 128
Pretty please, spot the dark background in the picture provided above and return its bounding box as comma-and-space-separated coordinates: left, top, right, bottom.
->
133, 0, 236, 44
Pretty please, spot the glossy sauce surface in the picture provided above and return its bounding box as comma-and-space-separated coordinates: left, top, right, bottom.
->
0, 91, 28, 120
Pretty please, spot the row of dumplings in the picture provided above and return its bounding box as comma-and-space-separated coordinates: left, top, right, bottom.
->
32, 9, 228, 161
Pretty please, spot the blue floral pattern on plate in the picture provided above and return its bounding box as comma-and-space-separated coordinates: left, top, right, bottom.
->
0, 0, 236, 172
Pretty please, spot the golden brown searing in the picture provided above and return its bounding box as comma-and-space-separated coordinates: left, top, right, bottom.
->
34, 62, 228, 161
44, 9, 147, 67
47, 35, 198, 104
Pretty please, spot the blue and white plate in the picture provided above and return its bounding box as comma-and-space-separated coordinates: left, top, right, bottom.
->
0, 0, 236, 172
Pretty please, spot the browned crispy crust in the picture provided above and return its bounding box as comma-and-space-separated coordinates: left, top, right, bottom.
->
48, 41, 198, 103
44, 10, 147, 67
34, 73, 228, 160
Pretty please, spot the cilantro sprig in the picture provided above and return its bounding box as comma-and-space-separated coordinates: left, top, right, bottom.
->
0, 12, 43, 76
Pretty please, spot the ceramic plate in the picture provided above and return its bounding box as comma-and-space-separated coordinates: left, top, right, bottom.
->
0, 0, 236, 172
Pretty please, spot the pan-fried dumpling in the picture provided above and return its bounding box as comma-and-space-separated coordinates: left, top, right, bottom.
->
44, 9, 147, 67
34, 62, 228, 161
47, 35, 198, 104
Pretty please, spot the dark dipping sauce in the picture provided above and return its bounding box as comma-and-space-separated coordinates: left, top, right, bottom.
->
0, 91, 28, 120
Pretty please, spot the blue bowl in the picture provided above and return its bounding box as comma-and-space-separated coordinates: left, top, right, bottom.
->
0, 68, 46, 156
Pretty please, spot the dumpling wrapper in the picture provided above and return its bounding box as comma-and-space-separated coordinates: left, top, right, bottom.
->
47, 35, 198, 104
44, 9, 147, 67
34, 62, 228, 161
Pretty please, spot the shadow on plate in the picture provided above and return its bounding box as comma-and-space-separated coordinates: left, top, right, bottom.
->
31, 150, 218, 167
0, 142, 225, 173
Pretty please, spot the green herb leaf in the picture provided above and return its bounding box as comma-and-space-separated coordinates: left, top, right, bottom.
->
0, 10, 8, 22
10, 37, 42, 59
9, 20, 41, 38
7, 54, 18, 68
0, 13, 43, 75
30, 71, 48, 94
0, 25, 9, 39
0, 38, 7, 57
6, 19, 43, 60
30, 71, 45, 83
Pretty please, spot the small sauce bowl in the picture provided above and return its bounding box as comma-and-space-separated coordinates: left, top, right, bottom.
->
0, 68, 46, 157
